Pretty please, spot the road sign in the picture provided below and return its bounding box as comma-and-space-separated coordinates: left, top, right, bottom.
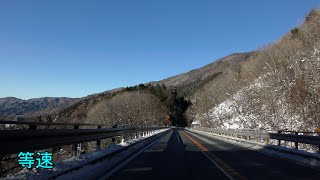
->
165, 115, 171, 123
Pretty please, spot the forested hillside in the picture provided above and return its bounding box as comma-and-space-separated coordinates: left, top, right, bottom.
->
54, 84, 182, 126
186, 9, 320, 132
2, 9, 319, 132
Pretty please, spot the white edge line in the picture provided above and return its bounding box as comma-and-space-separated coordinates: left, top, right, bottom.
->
181, 130, 234, 180
98, 129, 170, 179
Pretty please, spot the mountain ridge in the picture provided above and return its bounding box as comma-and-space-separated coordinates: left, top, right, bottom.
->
158, 52, 254, 87
0, 51, 252, 119
0, 97, 80, 118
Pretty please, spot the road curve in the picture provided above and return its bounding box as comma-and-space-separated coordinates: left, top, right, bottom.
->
109, 128, 320, 180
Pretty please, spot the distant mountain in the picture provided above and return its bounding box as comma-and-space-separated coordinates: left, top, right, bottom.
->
1, 8, 318, 133
0, 52, 253, 122
152, 52, 254, 97
52, 51, 254, 126
159, 52, 253, 87
0, 97, 80, 117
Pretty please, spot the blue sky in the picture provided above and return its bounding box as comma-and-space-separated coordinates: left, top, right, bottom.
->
0, 0, 319, 99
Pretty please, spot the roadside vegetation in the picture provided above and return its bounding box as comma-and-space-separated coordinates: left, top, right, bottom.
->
187, 9, 320, 132
5, 9, 319, 133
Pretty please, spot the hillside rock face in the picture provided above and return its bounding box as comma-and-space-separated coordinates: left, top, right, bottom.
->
0, 97, 79, 117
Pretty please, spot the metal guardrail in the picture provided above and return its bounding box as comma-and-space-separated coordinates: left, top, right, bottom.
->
227, 128, 317, 134
193, 127, 320, 151
0, 120, 132, 129
0, 121, 167, 156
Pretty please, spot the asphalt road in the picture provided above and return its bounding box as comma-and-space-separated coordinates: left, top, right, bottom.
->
110, 129, 320, 180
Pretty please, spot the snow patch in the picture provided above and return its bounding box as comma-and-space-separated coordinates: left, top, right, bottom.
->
4, 128, 170, 180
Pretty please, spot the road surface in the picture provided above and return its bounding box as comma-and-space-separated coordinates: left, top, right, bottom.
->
110, 129, 320, 180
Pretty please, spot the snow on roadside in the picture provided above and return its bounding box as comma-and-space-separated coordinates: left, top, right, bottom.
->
4, 128, 170, 180
195, 74, 305, 132
194, 47, 320, 134
196, 78, 265, 130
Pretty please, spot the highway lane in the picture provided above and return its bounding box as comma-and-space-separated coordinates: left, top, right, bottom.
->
185, 130, 320, 179
110, 129, 320, 180
110, 129, 228, 180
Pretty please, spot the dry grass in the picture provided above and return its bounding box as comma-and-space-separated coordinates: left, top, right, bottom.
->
188, 8, 320, 131
85, 91, 168, 126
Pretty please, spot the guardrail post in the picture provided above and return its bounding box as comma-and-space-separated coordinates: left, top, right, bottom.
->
294, 132, 299, 149
277, 131, 281, 146
112, 125, 117, 145
129, 133, 132, 140
96, 125, 101, 150
72, 125, 79, 156
318, 133, 320, 153
121, 135, 124, 143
